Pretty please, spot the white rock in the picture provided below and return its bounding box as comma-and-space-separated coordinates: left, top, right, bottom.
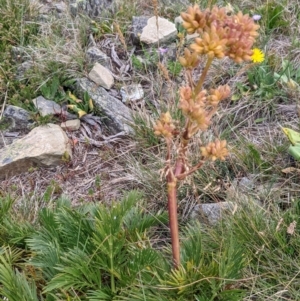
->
0, 124, 72, 179
61, 119, 81, 131
120, 84, 144, 103
140, 16, 177, 45
88, 63, 114, 89
186, 33, 199, 41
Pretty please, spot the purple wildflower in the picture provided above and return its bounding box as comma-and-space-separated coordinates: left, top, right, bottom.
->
158, 47, 168, 54
252, 14, 262, 21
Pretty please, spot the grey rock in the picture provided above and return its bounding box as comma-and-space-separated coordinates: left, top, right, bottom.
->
131, 16, 149, 45
4, 105, 32, 123
32, 96, 61, 116
191, 202, 235, 225
54, 1, 67, 13
86, 47, 111, 68
32, 96, 80, 120
120, 84, 144, 103
226, 176, 256, 203
0, 117, 17, 148
68, 0, 121, 17
16, 61, 34, 80
0, 124, 72, 180
239, 176, 255, 190
77, 78, 133, 134
140, 16, 177, 45
160, 0, 191, 15
11, 47, 31, 63
3, 105, 34, 130
160, 0, 190, 6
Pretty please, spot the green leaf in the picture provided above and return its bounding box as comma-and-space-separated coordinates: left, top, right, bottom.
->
288, 144, 300, 160
0, 248, 39, 301
282, 127, 300, 145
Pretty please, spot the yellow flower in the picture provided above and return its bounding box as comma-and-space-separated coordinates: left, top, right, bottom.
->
251, 48, 265, 63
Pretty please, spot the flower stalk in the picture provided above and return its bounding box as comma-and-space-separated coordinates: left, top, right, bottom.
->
154, 4, 260, 268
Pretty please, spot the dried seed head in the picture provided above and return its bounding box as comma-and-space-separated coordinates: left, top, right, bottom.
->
190, 107, 211, 130
153, 112, 176, 139
178, 87, 211, 130
179, 85, 193, 101
225, 12, 260, 62
200, 139, 228, 161
158, 62, 171, 81
190, 24, 227, 59
179, 48, 200, 69
181, 5, 260, 63
207, 85, 231, 106
181, 5, 206, 34
206, 6, 228, 24
234, 11, 260, 40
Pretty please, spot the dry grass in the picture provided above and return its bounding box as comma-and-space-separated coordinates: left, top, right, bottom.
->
0, 0, 299, 213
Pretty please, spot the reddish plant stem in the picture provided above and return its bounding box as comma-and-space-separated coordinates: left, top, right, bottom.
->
167, 57, 213, 269
166, 122, 191, 268
167, 177, 180, 268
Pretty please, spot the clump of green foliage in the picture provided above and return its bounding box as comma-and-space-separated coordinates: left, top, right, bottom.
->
0, 191, 251, 300
2, 190, 300, 300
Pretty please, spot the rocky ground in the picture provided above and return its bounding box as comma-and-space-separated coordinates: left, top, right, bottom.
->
0, 0, 192, 209
1, 0, 300, 223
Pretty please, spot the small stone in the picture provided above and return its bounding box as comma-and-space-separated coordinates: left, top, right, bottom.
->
11, 47, 30, 62
190, 202, 235, 225
174, 15, 183, 27
16, 61, 34, 80
54, 1, 67, 13
0, 124, 72, 179
86, 47, 111, 68
32, 96, 61, 116
120, 84, 144, 103
88, 63, 114, 89
239, 176, 255, 191
140, 16, 177, 45
61, 119, 81, 131
159, 0, 190, 6
186, 33, 199, 41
